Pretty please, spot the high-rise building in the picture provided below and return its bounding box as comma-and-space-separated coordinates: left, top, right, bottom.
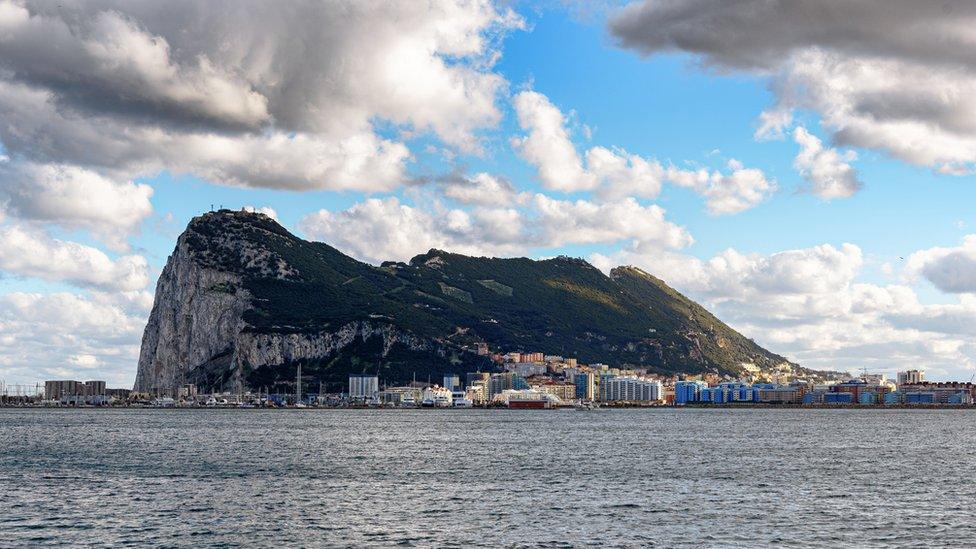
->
443, 374, 460, 391
487, 373, 529, 397
897, 370, 924, 385
348, 374, 379, 400
85, 380, 106, 396
602, 377, 662, 403
575, 373, 595, 401
44, 380, 83, 401
466, 372, 490, 387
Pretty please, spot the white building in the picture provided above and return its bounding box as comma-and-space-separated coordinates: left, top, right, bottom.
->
508, 362, 546, 378
602, 377, 663, 403
348, 374, 379, 400
897, 370, 924, 385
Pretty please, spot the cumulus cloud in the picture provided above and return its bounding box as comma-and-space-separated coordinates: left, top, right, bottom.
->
299, 194, 691, 264
242, 205, 279, 221
0, 0, 523, 251
440, 172, 525, 206
0, 291, 150, 387
792, 127, 862, 199
511, 90, 665, 196
511, 89, 773, 212
907, 235, 976, 294
666, 159, 777, 215
0, 225, 149, 292
590, 240, 976, 378
0, 162, 153, 250
299, 197, 523, 263
609, 0, 976, 173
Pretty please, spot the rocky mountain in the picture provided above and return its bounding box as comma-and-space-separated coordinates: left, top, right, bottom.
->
134, 210, 794, 393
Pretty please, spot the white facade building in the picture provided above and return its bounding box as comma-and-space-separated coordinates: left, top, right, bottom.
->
897, 370, 925, 385
602, 377, 663, 403
348, 374, 379, 400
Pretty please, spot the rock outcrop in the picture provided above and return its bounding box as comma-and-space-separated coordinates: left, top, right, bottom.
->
135, 209, 798, 393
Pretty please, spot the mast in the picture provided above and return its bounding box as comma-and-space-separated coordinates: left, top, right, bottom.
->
295, 363, 302, 405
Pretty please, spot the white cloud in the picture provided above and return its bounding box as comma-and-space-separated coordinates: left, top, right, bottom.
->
754, 105, 793, 141
440, 172, 524, 206
0, 225, 149, 292
511, 89, 773, 213
299, 197, 522, 263
511, 90, 596, 192
242, 205, 279, 221
590, 241, 976, 378
609, 1, 976, 174
531, 194, 692, 249
0, 0, 524, 246
906, 235, 976, 294
666, 159, 776, 215
511, 90, 665, 197
792, 127, 862, 199
299, 193, 691, 264
0, 291, 149, 387
0, 162, 153, 251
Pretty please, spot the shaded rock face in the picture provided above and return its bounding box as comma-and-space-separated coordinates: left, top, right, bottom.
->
133, 231, 251, 392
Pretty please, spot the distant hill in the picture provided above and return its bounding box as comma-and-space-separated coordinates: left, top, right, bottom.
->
134, 210, 795, 393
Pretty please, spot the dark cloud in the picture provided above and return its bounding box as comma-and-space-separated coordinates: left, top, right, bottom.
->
608, 0, 976, 71
608, 0, 976, 172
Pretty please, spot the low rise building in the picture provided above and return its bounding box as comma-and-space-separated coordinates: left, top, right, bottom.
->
348, 374, 379, 400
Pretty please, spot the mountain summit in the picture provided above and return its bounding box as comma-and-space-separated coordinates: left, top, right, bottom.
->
134, 210, 793, 393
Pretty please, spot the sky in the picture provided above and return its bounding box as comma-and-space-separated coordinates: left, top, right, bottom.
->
3, 0, 976, 388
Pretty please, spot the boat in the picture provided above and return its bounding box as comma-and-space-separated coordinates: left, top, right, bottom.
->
401, 396, 417, 408
453, 397, 473, 408
507, 398, 549, 409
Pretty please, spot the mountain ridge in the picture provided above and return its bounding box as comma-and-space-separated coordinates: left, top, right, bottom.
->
134, 209, 796, 393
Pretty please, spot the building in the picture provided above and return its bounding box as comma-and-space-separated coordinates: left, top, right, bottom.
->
44, 380, 107, 403
602, 377, 662, 403
674, 380, 708, 405
85, 380, 106, 396
45, 380, 83, 401
758, 386, 803, 405
509, 362, 546, 378
905, 392, 936, 405
575, 372, 595, 401
897, 382, 976, 404
348, 374, 379, 400
535, 382, 576, 402
487, 372, 529, 397
466, 372, 490, 387
897, 370, 924, 385
443, 374, 460, 391
824, 392, 854, 405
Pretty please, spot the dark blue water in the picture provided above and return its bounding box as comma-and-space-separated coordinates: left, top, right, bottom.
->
2, 408, 975, 547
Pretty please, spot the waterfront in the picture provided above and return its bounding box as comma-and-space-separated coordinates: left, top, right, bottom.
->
3, 409, 976, 547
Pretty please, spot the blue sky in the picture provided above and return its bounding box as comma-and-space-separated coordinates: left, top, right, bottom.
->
2, 0, 976, 387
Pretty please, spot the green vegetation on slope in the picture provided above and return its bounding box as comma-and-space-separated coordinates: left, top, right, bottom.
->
179, 211, 793, 386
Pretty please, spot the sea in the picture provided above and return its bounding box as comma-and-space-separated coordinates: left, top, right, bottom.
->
1, 408, 974, 547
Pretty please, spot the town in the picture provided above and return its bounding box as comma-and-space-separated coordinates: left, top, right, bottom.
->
2, 349, 975, 409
